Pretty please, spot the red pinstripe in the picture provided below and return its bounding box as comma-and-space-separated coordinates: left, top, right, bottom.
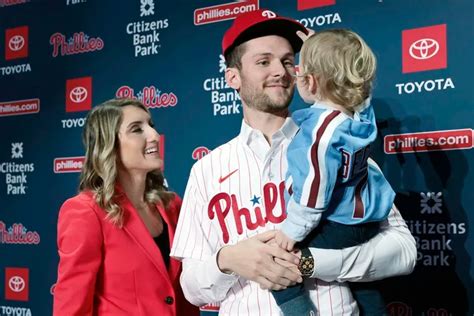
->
218, 146, 222, 192
227, 287, 237, 315
236, 278, 245, 315
328, 283, 333, 316
184, 196, 197, 257
267, 292, 273, 316
339, 283, 345, 315
236, 143, 243, 205
279, 143, 284, 180
243, 146, 252, 199
201, 155, 208, 197
250, 149, 262, 191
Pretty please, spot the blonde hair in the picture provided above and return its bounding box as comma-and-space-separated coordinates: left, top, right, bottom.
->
79, 98, 174, 226
300, 29, 376, 110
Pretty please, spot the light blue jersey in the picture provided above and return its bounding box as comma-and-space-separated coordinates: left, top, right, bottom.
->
281, 100, 395, 241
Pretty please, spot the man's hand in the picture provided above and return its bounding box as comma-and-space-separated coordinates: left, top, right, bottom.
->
274, 230, 296, 251
274, 249, 301, 276
217, 230, 303, 290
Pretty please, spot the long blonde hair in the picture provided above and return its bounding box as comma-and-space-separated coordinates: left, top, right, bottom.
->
300, 29, 376, 110
79, 98, 173, 226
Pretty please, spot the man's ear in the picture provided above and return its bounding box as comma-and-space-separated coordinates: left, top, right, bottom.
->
225, 67, 241, 90
307, 74, 318, 95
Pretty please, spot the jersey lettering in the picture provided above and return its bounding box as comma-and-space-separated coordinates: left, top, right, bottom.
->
207, 181, 286, 243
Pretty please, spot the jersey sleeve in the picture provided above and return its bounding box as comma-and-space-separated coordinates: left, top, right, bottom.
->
308, 204, 417, 282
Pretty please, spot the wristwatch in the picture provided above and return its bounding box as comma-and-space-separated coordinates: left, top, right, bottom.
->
298, 248, 314, 277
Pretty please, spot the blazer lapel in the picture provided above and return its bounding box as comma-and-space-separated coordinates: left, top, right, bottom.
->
120, 195, 172, 286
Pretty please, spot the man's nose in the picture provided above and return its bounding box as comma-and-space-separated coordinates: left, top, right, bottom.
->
271, 60, 287, 77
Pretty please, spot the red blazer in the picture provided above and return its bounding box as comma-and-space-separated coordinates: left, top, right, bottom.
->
53, 190, 198, 316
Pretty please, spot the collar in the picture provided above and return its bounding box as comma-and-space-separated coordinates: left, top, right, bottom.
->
310, 97, 372, 122
238, 116, 299, 146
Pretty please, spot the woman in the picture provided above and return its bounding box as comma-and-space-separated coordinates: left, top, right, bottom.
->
53, 98, 198, 316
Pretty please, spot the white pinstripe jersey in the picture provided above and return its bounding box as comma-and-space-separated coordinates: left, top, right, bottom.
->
172, 118, 358, 315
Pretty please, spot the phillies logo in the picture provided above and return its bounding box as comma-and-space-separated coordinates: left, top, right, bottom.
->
208, 181, 286, 243
5, 26, 29, 60
387, 301, 412, 316
116, 85, 178, 108
261, 10, 276, 18
426, 308, 449, 316
402, 24, 447, 73
54, 156, 85, 173
0, 221, 40, 245
192, 146, 210, 160
297, 0, 335, 11
384, 129, 473, 154
194, 0, 259, 26
50, 32, 105, 57
5, 267, 29, 301
66, 77, 92, 112
0, 98, 40, 117
0, 0, 29, 7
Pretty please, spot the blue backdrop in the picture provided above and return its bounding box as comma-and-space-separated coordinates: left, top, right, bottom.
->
1, 0, 473, 315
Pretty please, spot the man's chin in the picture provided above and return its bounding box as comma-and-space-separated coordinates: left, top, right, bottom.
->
264, 102, 291, 115
268, 95, 292, 109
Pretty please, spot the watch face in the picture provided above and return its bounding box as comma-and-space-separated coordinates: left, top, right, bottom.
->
299, 256, 314, 276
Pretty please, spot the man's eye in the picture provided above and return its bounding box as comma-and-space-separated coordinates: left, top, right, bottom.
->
284, 60, 295, 67
257, 60, 269, 66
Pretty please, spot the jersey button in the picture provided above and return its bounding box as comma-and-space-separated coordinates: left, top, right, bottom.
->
165, 296, 174, 305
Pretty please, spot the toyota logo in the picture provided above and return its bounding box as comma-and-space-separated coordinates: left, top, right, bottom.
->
9, 35, 25, 52
262, 10, 276, 19
409, 38, 439, 60
70, 86, 88, 103
8, 276, 25, 293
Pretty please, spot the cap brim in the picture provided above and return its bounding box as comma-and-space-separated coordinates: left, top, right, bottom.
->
225, 18, 307, 56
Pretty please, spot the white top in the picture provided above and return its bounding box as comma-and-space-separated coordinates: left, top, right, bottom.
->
171, 118, 416, 316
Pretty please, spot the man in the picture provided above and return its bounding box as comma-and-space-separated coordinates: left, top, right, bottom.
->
171, 9, 416, 315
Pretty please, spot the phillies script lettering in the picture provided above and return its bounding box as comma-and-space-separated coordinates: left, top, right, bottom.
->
50, 32, 104, 57
208, 182, 286, 243
116, 85, 178, 108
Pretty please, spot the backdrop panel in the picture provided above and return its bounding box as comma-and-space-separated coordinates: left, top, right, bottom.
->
1, 1, 472, 315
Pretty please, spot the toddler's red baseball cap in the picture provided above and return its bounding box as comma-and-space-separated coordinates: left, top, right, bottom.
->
222, 9, 307, 56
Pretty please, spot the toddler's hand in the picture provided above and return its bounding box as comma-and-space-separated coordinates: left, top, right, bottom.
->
296, 28, 315, 42
274, 230, 296, 251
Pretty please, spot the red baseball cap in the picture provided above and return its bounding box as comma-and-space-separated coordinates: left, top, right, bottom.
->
222, 9, 307, 56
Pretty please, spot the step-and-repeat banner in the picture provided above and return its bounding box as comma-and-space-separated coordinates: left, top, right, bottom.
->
1, 0, 473, 315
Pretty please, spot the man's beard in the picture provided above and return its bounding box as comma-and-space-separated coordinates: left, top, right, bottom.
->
239, 76, 294, 114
